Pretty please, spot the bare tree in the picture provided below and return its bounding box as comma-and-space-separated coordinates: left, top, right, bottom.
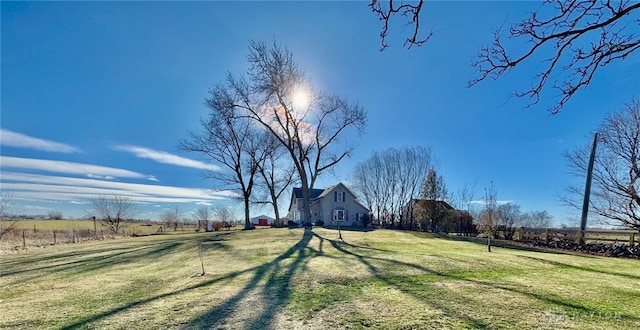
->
397, 147, 432, 229
92, 195, 136, 235
0, 191, 17, 239
352, 146, 432, 228
194, 206, 211, 232
369, 0, 432, 51
495, 204, 554, 238
254, 133, 297, 225
454, 181, 477, 213
497, 203, 521, 240
371, 1, 640, 113
181, 88, 270, 230
213, 206, 234, 229
352, 149, 387, 224
481, 182, 498, 252
471, 0, 640, 113
564, 99, 640, 230
47, 211, 63, 220
381, 150, 400, 226
521, 210, 554, 228
0, 191, 14, 217
160, 207, 181, 231
222, 40, 366, 223
352, 156, 378, 219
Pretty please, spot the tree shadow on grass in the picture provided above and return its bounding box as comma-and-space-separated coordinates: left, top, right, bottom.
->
1, 240, 184, 281
322, 234, 491, 328
52, 229, 323, 329
60, 266, 260, 330
321, 226, 376, 233
518, 255, 640, 281
185, 227, 325, 329
0, 242, 188, 278
319, 233, 640, 327
57, 230, 323, 329
0, 245, 141, 269
3, 232, 237, 281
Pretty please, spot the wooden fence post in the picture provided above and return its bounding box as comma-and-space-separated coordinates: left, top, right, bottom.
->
22, 230, 26, 249
544, 229, 550, 244
53, 230, 57, 245
630, 232, 636, 247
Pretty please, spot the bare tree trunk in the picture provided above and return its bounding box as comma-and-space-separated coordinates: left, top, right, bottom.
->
273, 199, 280, 225
244, 197, 251, 229
300, 177, 312, 223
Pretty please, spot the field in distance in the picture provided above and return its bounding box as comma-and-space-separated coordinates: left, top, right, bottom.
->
3, 219, 161, 231
1, 227, 638, 329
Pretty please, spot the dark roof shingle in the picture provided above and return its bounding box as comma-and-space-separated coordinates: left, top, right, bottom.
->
292, 187, 325, 199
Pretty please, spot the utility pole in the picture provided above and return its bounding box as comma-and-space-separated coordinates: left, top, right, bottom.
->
579, 133, 598, 245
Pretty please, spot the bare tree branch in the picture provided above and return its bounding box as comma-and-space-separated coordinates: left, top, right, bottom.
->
194, 206, 211, 231
180, 88, 271, 230
254, 132, 298, 223
0, 191, 18, 239
470, 0, 640, 114
370, 0, 432, 51
160, 207, 181, 231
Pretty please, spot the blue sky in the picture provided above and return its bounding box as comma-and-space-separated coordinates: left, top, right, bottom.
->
1, 1, 638, 223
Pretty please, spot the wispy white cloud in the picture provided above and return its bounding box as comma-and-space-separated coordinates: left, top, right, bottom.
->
0, 129, 81, 153
114, 145, 220, 171
1, 171, 237, 205
87, 174, 115, 180
22, 205, 51, 211
469, 200, 514, 205
196, 201, 212, 206
1, 156, 152, 180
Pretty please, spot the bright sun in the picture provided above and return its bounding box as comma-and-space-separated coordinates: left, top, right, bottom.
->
292, 90, 309, 109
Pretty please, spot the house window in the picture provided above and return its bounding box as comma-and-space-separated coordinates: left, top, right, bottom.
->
334, 191, 346, 202
333, 209, 345, 221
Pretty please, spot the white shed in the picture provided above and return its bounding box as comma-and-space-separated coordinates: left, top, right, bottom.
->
251, 215, 275, 226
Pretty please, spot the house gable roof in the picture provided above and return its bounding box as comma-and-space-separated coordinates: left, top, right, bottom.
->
292, 187, 325, 199
288, 182, 371, 215
317, 182, 358, 199
313, 182, 370, 211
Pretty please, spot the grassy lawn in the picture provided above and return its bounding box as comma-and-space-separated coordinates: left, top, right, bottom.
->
1, 228, 638, 329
